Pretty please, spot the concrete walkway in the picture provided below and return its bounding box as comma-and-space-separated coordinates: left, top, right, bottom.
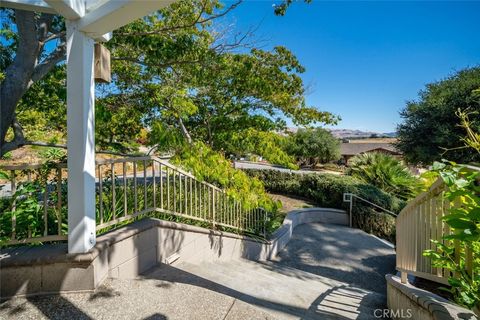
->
0, 223, 395, 320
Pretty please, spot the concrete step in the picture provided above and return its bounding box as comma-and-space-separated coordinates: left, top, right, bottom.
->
176, 259, 386, 319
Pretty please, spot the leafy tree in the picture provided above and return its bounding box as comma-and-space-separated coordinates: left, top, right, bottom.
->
183, 47, 338, 148
108, 1, 337, 162
227, 129, 297, 169
287, 127, 340, 166
2, 0, 335, 163
16, 66, 67, 135
346, 152, 420, 200
95, 96, 145, 151
148, 120, 188, 155
0, 1, 232, 155
1, 9, 66, 156
15, 66, 146, 152
0, 1, 229, 154
396, 67, 480, 165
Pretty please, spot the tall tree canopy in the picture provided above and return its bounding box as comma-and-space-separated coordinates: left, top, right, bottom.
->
1, 0, 335, 162
287, 127, 340, 166
396, 67, 480, 165
109, 0, 337, 158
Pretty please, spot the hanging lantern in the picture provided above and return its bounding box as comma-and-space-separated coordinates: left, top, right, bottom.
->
94, 43, 111, 83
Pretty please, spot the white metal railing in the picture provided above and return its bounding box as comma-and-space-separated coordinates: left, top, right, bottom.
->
395, 174, 477, 285
0, 156, 267, 246
343, 193, 397, 227
0, 162, 68, 245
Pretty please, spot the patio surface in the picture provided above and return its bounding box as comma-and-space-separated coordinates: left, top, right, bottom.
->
0, 223, 396, 320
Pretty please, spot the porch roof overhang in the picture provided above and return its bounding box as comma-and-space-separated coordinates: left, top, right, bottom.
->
1, 0, 175, 40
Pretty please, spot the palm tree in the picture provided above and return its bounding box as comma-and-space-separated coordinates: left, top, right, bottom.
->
347, 152, 420, 200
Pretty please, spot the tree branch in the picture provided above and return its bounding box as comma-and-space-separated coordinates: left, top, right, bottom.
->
111, 56, 201, 69
42, 31, 66, 44
37, 13, 54, 41
31, 42, 66, 82
116, 0, 242, 37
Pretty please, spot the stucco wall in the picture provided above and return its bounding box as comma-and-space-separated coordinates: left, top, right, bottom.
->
386, 274, 477, 320
1, 207, 348, 299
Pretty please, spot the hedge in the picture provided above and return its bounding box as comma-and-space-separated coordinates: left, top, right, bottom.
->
244, 169, 405, 242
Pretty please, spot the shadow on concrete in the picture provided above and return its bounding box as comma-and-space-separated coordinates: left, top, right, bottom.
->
143, 313, 168, 320
1, 211, 395, 319
304, 285, 380, 320
0, 215, 189, 318
26, 295, 93, 320
142, 263, 308, 319
262, 223, 396, 296
88, 287, 121, 301
208, 231, 224, 258
1, 245, 96, 319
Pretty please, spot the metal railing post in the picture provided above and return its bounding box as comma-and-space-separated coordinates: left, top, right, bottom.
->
343, 192, 398, 227
212, 190, 216, 229
349, 195, 353, 227
342, 193, 353, 228
263, 210, 267, 237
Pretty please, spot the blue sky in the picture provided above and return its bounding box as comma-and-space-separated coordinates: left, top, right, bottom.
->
221, 0, 480, 132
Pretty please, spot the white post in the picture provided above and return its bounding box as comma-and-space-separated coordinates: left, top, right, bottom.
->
66, 20, 96, 253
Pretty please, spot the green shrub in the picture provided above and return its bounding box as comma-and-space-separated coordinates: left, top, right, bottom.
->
1, 152, 12, 160
346, 152, 421, 200
244, 169, 405, 242
39, 147, 66, 161
354, 206, 396, 242
172, 142, 279, 213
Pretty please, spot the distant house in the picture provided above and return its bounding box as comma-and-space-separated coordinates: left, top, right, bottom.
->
340, 142, 401, 164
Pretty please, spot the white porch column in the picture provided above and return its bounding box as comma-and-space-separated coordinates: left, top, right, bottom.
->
66, 20, 96, 253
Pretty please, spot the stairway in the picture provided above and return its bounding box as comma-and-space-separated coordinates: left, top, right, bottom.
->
171, 257, 388, 320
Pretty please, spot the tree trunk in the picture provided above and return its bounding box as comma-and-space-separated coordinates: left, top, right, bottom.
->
207, 118, 213, 148
1, 10, 41, 155
1, 10, 65, 156
178, 117, 193, 144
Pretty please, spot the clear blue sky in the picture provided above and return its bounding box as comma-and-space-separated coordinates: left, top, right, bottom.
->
221, 0, 480, 132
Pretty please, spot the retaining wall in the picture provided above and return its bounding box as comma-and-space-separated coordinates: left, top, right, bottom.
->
1, 207, 348, 299
386, 274, 477, 320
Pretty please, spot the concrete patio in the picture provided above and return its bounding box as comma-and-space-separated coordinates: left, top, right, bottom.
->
0, 223, 395, 319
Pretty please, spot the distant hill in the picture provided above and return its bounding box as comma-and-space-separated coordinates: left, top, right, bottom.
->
382, 132, 398, 138
328, 129, 397, 139
284, 128, 397, 139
